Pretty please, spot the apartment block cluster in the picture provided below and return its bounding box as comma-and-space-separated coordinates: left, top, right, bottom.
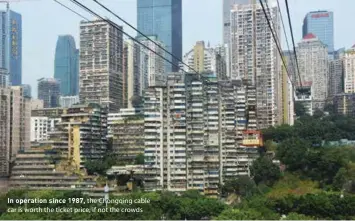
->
143, 73, 262, 195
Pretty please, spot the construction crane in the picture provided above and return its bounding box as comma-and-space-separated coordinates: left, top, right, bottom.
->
0, 0, 39, 10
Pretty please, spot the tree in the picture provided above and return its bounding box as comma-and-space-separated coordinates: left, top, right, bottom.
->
221, 176, 258, 197
134, 153, 144, 165
130, 95, 143, 108
214, 208, 264, 220
295, 102, 307, 117
250, 156, 281, 186
276, 138, 310, 172
283, 212, 314, 220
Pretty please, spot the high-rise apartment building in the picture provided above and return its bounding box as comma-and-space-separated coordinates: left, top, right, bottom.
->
343, 46, 355, 94
0, 9, 22, 86
137, 0, 182, 72
79, 20, 123, 112
54, 35, 79, 96
180, 41, 227, 80
329, 48, 345, 98
143, 73, 258, 196
0, 86, 30, 177
136, 35, 166, 87
302, 11, 334, 54
37, 78, 61, 108
297, 33, 329, 110
230, 1, 280, 129
0, 87, 11, 177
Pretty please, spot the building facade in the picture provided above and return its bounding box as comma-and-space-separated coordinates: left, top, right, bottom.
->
0, 68, 9, 87
297, 33, 329, 110
302, 11, 334, 54
329, 48, 345, 98
0, 86, 30, 177
37, 78, 60, 108
136, 35, 166, 87
21, 84, 31, 98
79, 20, 123, 112
0, 9, 22, 86
344, 46, 355, 94
230, 1, 280, 129
30, 99, 44, 110
123, 39, 147, 108
108, 110, 144, 162
333, 93, 355, 116
180, 41, 227, 80
31, 107, 63, 143
59, 95, 79, 108
54, 35, 79, 96
137, 0, 182, 72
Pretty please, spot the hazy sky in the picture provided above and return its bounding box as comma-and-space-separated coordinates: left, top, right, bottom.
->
3, 0, 354, 97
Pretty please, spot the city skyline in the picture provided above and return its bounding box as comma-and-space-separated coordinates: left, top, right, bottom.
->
1, 0, 354, 97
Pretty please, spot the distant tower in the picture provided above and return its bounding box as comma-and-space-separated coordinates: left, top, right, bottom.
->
37, 78, 61, 108
54, 35, 79, 96
137, 0, 182, 73
303, 11, 334, 54
0, 8, 22, 85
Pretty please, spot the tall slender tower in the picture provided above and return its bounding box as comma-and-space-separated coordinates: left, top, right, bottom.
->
54, 35, 79, 96
0, 9, 22, 86
137, 0, 182, 73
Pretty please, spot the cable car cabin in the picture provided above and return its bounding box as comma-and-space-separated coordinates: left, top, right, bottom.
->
242, 130, 263, 147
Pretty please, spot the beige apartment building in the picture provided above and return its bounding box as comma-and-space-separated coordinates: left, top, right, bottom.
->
0, 86, 30, 177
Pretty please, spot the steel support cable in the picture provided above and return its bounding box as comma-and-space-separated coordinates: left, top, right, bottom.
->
264, 0, 297, 88
285, 0, 303, 88
258, 0, 293, 86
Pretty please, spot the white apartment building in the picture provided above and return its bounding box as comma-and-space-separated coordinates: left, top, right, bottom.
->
59, 96, 79, 108
230, 1, 280, 129
180, 41, 227, 80
79, 19, 123, 112
136, 36, 165, 87
344, 46, 355, 94
143, 73, 257, 196
30, 117, 48, 142
297, 33, 329, 110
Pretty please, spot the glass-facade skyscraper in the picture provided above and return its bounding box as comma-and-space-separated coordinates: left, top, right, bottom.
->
54, 35, 79, 96
137, 0, 182, 73
0, 9, 22, 86
303, 11, 334, 54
